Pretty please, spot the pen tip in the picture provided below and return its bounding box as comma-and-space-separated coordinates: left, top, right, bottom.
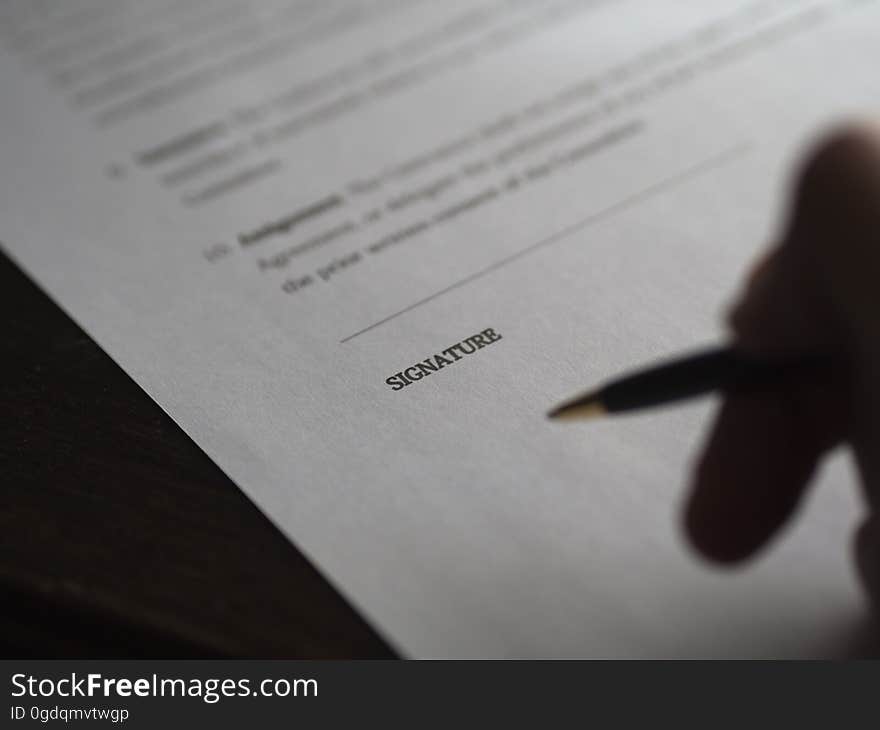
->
547, 394, 607, 421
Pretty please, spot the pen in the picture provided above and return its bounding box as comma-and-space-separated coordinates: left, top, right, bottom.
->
547, 345, 836, 421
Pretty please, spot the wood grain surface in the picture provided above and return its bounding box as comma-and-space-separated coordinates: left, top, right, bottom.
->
0, 250, 394, 658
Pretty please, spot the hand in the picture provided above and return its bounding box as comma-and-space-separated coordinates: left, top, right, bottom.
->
684, 122, 880, 605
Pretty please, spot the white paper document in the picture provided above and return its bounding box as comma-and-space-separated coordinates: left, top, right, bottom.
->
2, 0, 878, 657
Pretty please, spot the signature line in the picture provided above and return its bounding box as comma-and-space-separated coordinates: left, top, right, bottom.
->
340, 142, 751, 344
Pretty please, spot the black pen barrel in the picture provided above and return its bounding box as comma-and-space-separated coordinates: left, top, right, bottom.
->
600, 346, 830, 414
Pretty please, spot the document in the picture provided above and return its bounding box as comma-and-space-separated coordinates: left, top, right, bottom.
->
1, 0, 877, 657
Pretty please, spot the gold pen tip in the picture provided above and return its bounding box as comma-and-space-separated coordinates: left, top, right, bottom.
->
547, 395, 607, 422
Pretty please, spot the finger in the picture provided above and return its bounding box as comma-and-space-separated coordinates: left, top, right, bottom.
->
755, 124, 880, 350
728, 123, 880, 356
728, 236, 838, 356
685, 379, 846, 564
855, 515, 880, 610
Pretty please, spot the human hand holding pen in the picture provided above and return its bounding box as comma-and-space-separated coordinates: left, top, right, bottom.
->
685, 123, 880, 604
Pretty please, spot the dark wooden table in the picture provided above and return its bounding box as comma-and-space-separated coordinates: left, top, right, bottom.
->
0, 250, 394, 658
